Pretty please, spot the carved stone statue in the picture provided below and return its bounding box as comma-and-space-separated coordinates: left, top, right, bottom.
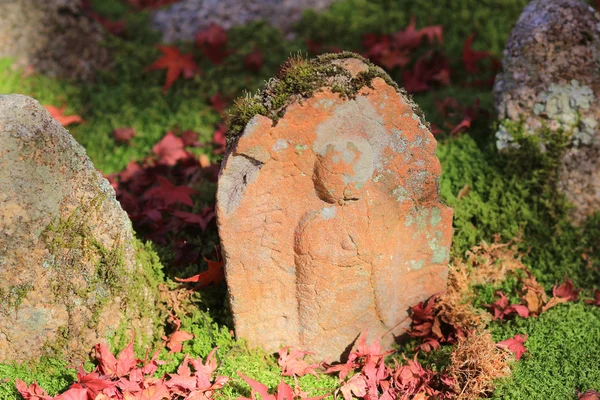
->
217, 55, 453, 360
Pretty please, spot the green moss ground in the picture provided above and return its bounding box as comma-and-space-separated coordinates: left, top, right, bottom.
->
1, 0, 600, 398
491, 303, 600, 400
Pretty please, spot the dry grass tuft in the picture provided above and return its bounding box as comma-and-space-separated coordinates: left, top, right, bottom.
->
432, 236, 526, 398
436, 236, 526, 332
446, 330, 512, 399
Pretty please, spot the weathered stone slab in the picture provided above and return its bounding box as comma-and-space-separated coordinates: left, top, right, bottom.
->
0, 0, 111, 81
494, 0, 600, 224
217, 55, 452, 360
0, 94, 160, 363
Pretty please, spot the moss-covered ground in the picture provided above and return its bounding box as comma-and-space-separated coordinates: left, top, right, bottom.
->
2, 0, 600, 399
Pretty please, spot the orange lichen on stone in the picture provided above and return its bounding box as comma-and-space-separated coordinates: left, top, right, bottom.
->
217, 57, 453, 360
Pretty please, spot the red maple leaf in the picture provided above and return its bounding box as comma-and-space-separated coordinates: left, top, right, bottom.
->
170, 207, 215, 231
580, 390, 600, 400
145, 45, 200, 94
144, 175, 195, 207
195, 24, 230, 65
447, 98, 481, 136
486, 291, 530, 321
180, 130, 201, 147
152, 131, 190, 165
175, 256, 224, 287
497, 334, 528, 361
165, 350, 231, 397
306, 38, 322, 54
585, 289, 600, 306
338, 374, 368, 400
210, 93, 229, 114
391, 16, 443, 50
81, 1, 125, 36
462, 33, 492, 73
243, 48, 264, 72
237, 373, 325, 400
113, 127, 136, 144
553, 277, 580, 301
277, 347, 320, 377
70, 368, 116, 399
403, 51, 450, 93
15, 380, 52, 400
408, 295, 438, 338
88, 14, 125, 36
163, 330, 194, 354
53, 388, 88, 400
44, 104, 84, 127
362, 34, 411, 71
430, 123, 445, 136
435, 97, 461, 118
95, 337, 137, 378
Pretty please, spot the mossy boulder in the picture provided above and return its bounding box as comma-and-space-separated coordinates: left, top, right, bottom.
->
0, 94, 162, 364
0, 0, 111, 81
494, 0, 600, 224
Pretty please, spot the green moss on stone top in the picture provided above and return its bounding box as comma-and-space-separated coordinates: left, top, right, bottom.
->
226, 51, 426, 149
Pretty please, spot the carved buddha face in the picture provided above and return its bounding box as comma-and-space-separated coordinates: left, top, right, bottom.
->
312, 139, 374, 204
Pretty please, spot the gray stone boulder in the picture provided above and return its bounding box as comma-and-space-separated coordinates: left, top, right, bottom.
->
151, 0, 334, 43
494, 0, 600, 224
0, 0, 111, 81
0, 94, 161, 363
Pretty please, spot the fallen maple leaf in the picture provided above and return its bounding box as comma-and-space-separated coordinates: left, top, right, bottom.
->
71, 367, 116, 399
180, 130, 201, 147
152, 131, 190, 165
403, 51, 450, 93
44, 104, 84, 127
54, 388, 88, 400
95, 337, 137, 378
540, 277, 580, 312
522, 286, 546, 315
170, 207, 215, 231
145, 45, 200, 94
15, 379, 52, 400
362, 34, 409, 71
541, 295, 570, 313
210, 93, 229, 114
497, 334, 528, 361
164, 330, 194, 353
85, 10, 125, 36
580, 390, 600, 400
585, 289, 600, 306
447, 98, 481, 136
243, 48, 264, 72
553, 277, 580, 301
237, 373, 324, 400
435, 97, 461, 117
462, 33, 492, 73
486, 291, 530, 321
277, 347, 320, 377
144, 175, 195, 207
196, 24, 230, 64
391, 16, 443, 50
338, 374, 368, 400
175, 255, 224, 287
113, 127, 136, 144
